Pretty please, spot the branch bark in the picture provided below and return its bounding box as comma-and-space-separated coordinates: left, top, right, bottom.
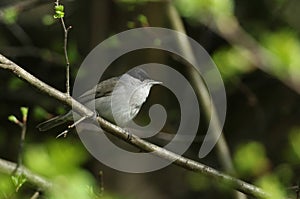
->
0, 53, 270, 198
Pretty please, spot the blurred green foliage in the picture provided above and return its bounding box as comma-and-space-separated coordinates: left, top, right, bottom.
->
42, 14, 55, 26
0, 174, 15, 198
174, 0, 234, 19
212, 47, 253, 82
233, 141, 270, 178
260, 29, 300, 81
24, 139, 89, 177
8, 78, 24, 91
187, 172, 211, 191
256, 174, 287, 199
2, 7, 18, 24
22, 139, 96, 199
288, 127, 300, 162
33, 106, 50, 120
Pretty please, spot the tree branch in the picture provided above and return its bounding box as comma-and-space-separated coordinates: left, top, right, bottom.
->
0, 158, 52, 190
0, 53, 270, 198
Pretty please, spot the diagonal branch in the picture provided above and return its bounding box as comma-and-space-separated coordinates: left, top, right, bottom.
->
0, 158, 52, 190
0, 53, 270, 198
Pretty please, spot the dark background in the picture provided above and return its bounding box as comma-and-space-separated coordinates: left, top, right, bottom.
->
0, 0, 300, 198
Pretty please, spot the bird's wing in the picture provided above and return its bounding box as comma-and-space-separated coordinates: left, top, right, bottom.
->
77, 77, 119, 104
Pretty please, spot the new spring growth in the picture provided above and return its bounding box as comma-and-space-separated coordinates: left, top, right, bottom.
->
20, 107, 28, 123
8, 115, 20, 125
54, 4, 64, 19
8, 107, 28, 126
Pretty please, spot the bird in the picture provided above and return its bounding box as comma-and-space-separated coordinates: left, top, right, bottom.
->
37, 68, 162, 131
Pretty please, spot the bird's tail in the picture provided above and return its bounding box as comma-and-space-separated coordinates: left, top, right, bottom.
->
37, 113, 71, 131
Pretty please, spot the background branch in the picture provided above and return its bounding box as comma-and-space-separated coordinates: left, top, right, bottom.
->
166, 3, 247, 199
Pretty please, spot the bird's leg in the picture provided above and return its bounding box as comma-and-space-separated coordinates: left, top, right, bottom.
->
56, 112, 98, 138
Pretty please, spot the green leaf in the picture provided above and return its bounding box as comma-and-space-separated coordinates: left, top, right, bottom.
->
55, 5, 64, 12
54, 5, 65, 19
11, 174, 27, 192
54, 11, 65, 19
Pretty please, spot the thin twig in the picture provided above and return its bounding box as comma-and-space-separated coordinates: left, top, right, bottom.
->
0, 53, 271, 198
30, 191, 40, 199
17, 121, 26, 169
55, 0, 72, 96
11, 110, 27, 174
61, 19, 72, 96
98, 171, 104, 196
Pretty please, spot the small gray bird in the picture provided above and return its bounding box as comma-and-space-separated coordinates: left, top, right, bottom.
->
37, 68, 161, 131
